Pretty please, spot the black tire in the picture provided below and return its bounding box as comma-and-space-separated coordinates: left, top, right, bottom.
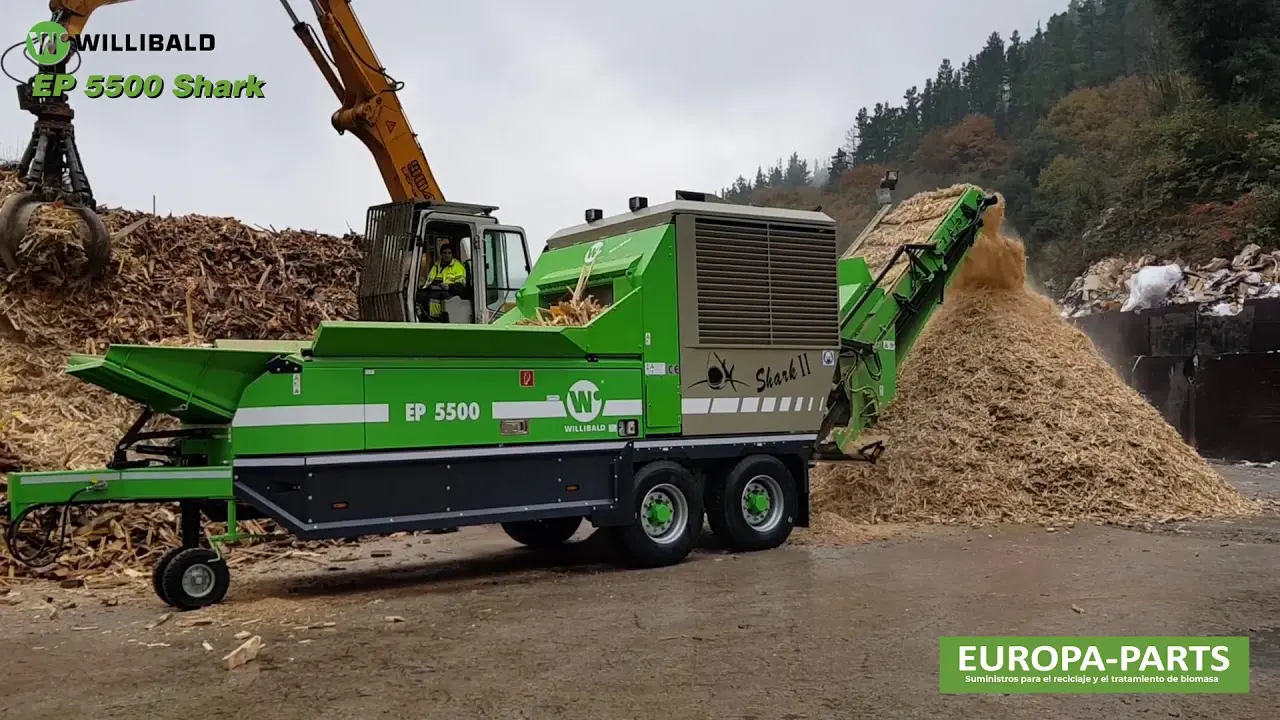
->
611, 460, 703, 568
501, 516, 583, 549
708, 455, 797, 552
159, 547, 230, 611
151, 546, 185, 605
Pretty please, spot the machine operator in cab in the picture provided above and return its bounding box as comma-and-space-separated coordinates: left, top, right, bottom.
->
421, 239, 471, 323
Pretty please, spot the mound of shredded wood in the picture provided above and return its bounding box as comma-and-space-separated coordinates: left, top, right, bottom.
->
0, 167, 362, 585
812, 193, 1257, 527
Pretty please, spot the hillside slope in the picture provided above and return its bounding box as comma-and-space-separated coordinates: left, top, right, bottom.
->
723, 0, 1280, 289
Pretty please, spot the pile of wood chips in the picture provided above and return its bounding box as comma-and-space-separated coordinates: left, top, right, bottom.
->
0, 168, 363, 585
811, 192, 1257, 527
515, 296, 608, 326
846, 184, 972, 282
514, 254, 610, 327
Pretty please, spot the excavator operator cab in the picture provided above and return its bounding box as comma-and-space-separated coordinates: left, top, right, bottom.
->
358, 199, 532, 325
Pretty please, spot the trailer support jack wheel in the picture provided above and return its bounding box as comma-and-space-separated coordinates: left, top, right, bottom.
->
150, 501, 231, 610
159, 547, 230, 611
151, 546, 186, 605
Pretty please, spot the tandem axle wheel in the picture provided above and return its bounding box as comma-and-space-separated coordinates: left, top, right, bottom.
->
706, 455, 798, 552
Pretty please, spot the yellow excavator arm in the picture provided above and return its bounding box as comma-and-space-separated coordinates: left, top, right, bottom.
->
278, 0, 442, 203
35, 1, 133, 36
1, 0, 445, 284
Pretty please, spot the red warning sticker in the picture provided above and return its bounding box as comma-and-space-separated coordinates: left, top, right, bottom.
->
519, 370, 535, 387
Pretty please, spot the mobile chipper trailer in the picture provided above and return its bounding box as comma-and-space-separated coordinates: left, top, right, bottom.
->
2, 185, 998, 610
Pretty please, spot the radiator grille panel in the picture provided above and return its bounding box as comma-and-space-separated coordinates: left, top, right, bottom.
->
694, 216, 838, 346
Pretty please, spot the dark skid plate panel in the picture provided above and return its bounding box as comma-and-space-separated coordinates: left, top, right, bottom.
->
234, 448, 623, 540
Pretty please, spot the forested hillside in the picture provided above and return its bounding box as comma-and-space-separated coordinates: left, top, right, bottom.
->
723, 0, 1280, 292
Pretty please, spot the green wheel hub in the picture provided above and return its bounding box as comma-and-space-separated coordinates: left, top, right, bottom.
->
740, 475, 784, 533
647, 500, 674, 526
640, 483, 689, 544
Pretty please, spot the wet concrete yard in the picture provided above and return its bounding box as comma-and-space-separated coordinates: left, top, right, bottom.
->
2, 463, 1278, 719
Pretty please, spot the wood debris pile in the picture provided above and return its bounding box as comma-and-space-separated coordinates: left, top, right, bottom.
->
1058, 244, 1280, 318
812, 192, 1257, 527
514, 253, 610, 327
515, 296, 608, 326
0, 169, 361, 349
0, 168, 363, 584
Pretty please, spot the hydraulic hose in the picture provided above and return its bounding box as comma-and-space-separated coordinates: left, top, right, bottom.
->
1, 485, 95, 568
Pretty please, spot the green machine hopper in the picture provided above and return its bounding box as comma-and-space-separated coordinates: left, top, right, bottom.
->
3, 184, 998, 610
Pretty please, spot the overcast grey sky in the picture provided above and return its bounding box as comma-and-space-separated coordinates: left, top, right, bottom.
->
2, 0, 1063, 258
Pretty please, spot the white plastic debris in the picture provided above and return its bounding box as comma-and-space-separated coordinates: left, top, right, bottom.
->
1205, 302, 1240, 317
1121, 264, 1184, 312
1059, 245, 1280, 317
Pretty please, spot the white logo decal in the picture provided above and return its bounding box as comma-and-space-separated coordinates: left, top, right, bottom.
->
583, 241, 605, 265
565, 380, 602, 423
822, 350, 836, 367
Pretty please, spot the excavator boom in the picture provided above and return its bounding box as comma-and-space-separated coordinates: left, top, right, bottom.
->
277, 0, 443, 202
2, 0, 447, 286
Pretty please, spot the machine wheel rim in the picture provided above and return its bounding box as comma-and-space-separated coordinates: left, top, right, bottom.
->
181, 563, 216, 599
740, 474, 784, 533
640, 483, 688, 545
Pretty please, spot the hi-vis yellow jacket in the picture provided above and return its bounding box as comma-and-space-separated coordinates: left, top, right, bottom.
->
425, 259, 467, 316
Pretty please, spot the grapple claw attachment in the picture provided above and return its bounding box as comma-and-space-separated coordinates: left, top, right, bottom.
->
0, 191, 112, 285
68, 204, 112, 287
0, 190, 41, 274
5, 68, 114, 286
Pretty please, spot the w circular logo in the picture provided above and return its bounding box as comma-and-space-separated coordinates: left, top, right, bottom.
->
27, 21, 71, 66
566, 380, 602, 423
